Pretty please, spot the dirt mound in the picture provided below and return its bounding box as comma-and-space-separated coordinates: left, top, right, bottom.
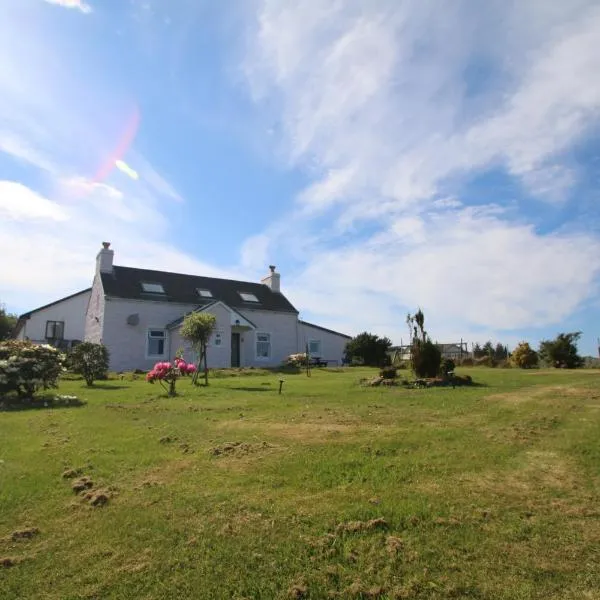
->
335, 517, 388, 533
209, 441, 273, 457
62, 468, 82, 479
288, 584, 308, 599
11, 527, 39, 541
1, 557, 16, 568
72, 477, 94, 494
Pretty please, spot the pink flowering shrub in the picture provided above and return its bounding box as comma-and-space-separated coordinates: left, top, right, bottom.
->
146, 357, 196, 396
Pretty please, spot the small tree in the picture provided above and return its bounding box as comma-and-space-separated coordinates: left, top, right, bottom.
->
69, 342, 110, 386
0, 304, 17, 341
146, 356, 196, 396
406, 309, 441, 378
510, 342, 539, 369
539, 332, 583, 369
180, 312, 217, 385
344, 332, 392, 367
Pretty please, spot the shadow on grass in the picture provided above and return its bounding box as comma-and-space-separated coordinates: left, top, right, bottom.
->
229, 386, 273, 392
85, 383, 130, 390
0, 395, 87, 412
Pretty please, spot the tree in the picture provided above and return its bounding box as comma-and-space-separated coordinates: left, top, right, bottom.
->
69, 342, 110, 386
472, 342, 483, 358
406, 309, 441, 378
494, 343, 508, 360
344, 332, 392, 367
0, 304, 17, 341
539, 332, 583, 369
482, 341, 494, 357
180, 312, 217, 385
510, 342, 538, 369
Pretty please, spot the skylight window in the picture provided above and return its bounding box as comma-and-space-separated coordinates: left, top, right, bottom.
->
239, 292, 259, 302
141, 282, 165, 294
197, 289, 213, 298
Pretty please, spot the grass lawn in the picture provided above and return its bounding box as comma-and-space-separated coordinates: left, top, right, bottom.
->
1, 367, 599, 599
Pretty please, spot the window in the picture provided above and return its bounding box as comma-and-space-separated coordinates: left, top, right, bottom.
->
239, 292, 259, 302
213, 331, 222, 346
45, 321, 64, 340
256, 332, 271, 359
308, 339, 321, 356
147, 329, 166, 357
141, 282, 165, 294
197, 289, 213, 298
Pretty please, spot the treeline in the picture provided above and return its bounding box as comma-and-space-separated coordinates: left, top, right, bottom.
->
472, 342, 509, 360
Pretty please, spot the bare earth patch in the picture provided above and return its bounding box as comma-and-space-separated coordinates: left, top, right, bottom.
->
485, 384, 590, 404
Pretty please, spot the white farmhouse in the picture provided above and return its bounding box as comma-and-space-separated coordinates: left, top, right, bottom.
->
14, 289, 91, 349
15, 243, 351, 372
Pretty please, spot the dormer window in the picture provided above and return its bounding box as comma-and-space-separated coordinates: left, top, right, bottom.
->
239, 292, 259, 302
141, 282, 165, 294
197, 289, 213, 298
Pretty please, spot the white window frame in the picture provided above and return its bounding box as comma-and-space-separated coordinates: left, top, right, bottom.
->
146, 329, 166, 358
239, 291, 259, 303
308, 339, 321, 356
45, 320, 65, 340
255, 332, 271, 360
197, 288, 213, 298
208, 329, 224, 347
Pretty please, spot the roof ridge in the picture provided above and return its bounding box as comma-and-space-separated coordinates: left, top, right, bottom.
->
113, 264, 268, 288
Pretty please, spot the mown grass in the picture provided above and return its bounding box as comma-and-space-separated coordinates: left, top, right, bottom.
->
1, 367, 599, 599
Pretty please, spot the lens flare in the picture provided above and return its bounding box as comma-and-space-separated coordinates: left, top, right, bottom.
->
115, 160, 139, 180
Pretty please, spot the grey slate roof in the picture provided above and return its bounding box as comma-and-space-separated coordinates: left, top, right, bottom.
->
165, 301, 258, 329
298, 319, 352, 339
100, 266, 298, 313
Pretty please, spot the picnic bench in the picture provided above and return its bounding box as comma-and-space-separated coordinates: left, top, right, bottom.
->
308, 356, 336, 367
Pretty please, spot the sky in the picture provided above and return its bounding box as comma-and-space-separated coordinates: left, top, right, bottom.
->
1, 0, 599, 355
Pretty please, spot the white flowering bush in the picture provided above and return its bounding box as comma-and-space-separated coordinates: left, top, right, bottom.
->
0, 341, 64, 398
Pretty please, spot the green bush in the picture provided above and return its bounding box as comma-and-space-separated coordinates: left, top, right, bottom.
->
440, 358, 456, 376
344, 332, 392, 367
0, 341, 64, 398
412, 339, 442, 378
284, 353, 308, 368
69, 342, 110, 386
510, 342, 538, 368
380, 366, 397, 379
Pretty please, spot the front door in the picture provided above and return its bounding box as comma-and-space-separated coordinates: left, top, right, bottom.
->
231, 333, 241, 367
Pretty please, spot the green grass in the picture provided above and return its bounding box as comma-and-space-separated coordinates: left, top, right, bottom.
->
1, 367, 599, 599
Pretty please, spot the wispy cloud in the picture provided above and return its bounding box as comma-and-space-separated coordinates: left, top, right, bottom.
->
0, 3, 210, 310
241, 0, 600, 340
42, 0, 92, 14
0, 181, 68, 221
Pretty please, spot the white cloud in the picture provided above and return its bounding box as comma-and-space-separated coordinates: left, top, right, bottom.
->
42, 0, 92, 14
0, 181, 68, 221
241, 0, 600, 339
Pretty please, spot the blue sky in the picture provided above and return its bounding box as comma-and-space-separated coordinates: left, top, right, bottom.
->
1, 0, 599, 355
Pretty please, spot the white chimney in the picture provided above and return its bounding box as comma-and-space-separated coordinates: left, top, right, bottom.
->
261, 264, 281, 292
96, 241, 114, 274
